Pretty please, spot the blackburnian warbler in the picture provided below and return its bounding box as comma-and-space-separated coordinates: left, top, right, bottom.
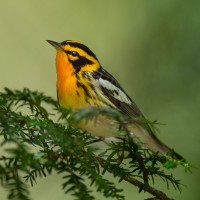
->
47, 39, 183, 160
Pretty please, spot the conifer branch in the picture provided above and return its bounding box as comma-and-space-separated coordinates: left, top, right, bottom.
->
0, 88, 190, 200
94, 155, 173, 200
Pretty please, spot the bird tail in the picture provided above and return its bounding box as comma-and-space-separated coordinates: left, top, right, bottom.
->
130, 124, 183, 160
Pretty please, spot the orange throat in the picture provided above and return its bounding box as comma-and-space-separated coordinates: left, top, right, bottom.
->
56, 50, 77, 109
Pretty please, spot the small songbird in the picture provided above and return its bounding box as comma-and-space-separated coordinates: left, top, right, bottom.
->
47, 39, 183, 160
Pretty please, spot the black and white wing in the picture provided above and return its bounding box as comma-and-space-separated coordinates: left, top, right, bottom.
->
91, 67, 143, 117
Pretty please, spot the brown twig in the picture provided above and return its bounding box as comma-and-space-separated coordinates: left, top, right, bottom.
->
94, 155, 173, 200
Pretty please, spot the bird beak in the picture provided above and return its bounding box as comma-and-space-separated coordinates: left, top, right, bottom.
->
46, 40, 64, 51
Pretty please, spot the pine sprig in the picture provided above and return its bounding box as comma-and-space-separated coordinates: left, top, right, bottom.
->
0, 88, 191, 200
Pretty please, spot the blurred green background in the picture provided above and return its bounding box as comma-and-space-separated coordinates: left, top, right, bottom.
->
0, 0, 199, 199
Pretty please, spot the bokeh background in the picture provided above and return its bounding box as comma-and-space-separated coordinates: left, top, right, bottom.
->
0, 1, 200, 199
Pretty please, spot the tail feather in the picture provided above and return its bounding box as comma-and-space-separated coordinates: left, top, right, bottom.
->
130, 124, 183, 160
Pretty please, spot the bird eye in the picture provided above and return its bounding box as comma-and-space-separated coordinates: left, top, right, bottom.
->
71, 51, 78, 57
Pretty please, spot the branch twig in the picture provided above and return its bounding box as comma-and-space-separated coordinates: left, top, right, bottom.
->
94, 155, 173, 200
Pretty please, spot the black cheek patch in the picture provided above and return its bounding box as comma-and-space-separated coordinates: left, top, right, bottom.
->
70, 56, 94, 73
